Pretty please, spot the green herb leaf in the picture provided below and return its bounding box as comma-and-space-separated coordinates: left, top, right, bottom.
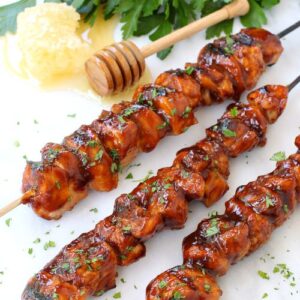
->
95, 149, 104, 161
5, 218, 12, 227
261, 0, 280, 9
113, 291, 121, 299
258, 270, 270, 280
158, 280, 167, 289
125, 172, 133, 179
133, 170, 153, 183
0, 0, 36, 36
265, 195, 274, 208
104, 0, 120, 19
205, 218, 219, 237
44, 240, 56, 250
185, 66, 195, 75
173, 291, 184, 300
204, 283, 211, 293
270, 151, 286, 162
33, 238, 41, 244
149, 19, 173, 60
67, 113, 76, 118
222, 128, 236, 138
120, 0, 146, 39
206, 19, 233, 39
241, 0, 267, 28
230, 107, 238, 117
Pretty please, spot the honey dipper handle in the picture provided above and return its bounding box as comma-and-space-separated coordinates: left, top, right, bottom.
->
140, 0, 250, 58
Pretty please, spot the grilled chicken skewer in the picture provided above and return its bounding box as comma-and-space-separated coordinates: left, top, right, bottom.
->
147, 132, 300, 300
21, 76, 298, 299
0, 26, 287, 220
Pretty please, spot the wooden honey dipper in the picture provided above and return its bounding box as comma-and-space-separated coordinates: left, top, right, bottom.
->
85, 0, 250, 96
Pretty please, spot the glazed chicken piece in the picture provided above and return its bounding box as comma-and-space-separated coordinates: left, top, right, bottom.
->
22, 143, 88, 220
147, 140, 300, 300
20, 27, 283, 220
22, 82, 289, 300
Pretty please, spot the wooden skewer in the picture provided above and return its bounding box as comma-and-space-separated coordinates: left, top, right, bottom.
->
0, 190, 33, 217
85, 0, 250, 96
0, 198, 22, 217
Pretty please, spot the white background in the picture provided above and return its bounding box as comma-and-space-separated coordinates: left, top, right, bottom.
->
0, 0, 300, 299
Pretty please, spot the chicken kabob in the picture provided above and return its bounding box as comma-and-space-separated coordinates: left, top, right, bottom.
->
146, 127, 300, 300
21, 74, 300, 300
2, 23, 295, 220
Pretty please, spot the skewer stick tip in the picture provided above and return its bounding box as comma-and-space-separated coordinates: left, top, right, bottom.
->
288, 75, 300, 92
0, 197, 22, 218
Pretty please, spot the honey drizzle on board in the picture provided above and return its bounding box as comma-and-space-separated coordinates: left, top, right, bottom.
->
0, 12, 152, 104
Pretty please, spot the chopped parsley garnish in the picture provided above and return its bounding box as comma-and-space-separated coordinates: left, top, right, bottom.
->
262, 293, 268, 299
208, 210, 218, 218
265, 195, 274, 208
230, 106, 238, 117
95, 290, 104, 296
185, 66, 195, 75
28, 248, 33, 255
95, 149, 104, 161
122, 225, 132, 233
158, 280, 167, 289
182, 106, 192, 118
122, 107, 137, 117
283, 204, 289, 214
33, 119, 38, 124
33, 238, 41, 244
44, 241, 56, 251
89, 208, 98, 213
113, 292, 121, 299
110, 149, 119, 161
14, 140, 20, 147
204, 283, 211, 293
270, 151, 286, 162
52, 293, 59, 299
205, 218, 219, 238
203, 155, 209, 161
126, 163, 141, 171
87, 140, 98, 147
118, 115, 126, 124
224, 35, 235, 55
152, 88, 158, 98
62, 263, 70, 272
157, 121, 168, 130
164, 183, 172, 189
111, 162, 119, 173
125, 173, 133, 179
67, 113, 76, 118
222, 128, 236, 138
55, 181, 61, 190
5, 218, 12, 227
171, 108, 177, 116
172, 291, 184, 299
181, 170, 190, 178
120, 278, 126, 283
273, 263, 293, 279
133, 170, 153, 183
258, 270, 270, 280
